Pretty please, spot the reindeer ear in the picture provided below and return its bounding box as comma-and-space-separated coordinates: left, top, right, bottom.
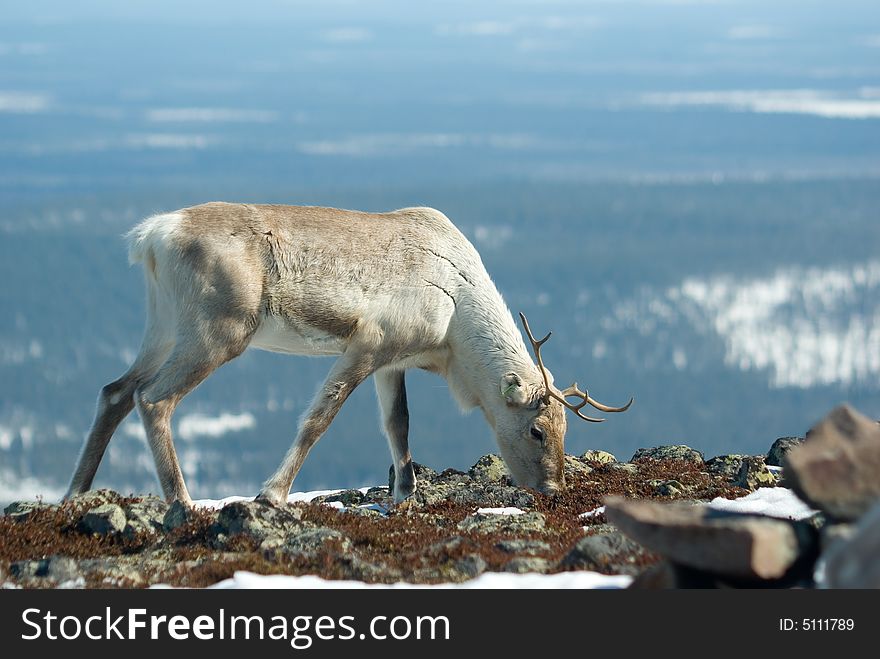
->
500, 372, 530, 406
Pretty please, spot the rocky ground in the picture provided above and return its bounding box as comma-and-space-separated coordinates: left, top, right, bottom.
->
1, 404, 877, 589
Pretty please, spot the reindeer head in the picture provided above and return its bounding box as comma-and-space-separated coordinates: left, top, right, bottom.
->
493, 313, 633, 495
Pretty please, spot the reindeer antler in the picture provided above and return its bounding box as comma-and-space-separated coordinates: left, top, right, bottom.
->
518, 312, 633, 423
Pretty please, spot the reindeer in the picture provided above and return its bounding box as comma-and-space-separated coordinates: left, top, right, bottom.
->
66, 203, 631, 506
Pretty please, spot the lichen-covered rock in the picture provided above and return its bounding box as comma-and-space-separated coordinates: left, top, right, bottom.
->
564, 455, 594, 478
706, 455, 748, 480
276, 527, 352, 556
80, 504, 127, 535
580, 450, 617, 464
69, 489, 123, 508
318, 489, 365, 506
734, 456, 776, 491
45, 556, 82, 584
122, 497, 168, 537
632, 445, 704, 464
457, 511, 546, 535
495, 539, 551, 556
361, 486, 393, 505
339, 555, 398, 582
609, 462, 639, 476
648, 479, 686, 497
560, 530, 648, 576
468, 454, 509, 483
766, 437, 804, 467
9, 559, 48, 579
454, 554, 488, 579
504, 557, 551, 574
447, 484, 536, 510
3, 500, 55, 523
784, 405, 880, 520
162, 500, 195, 532
216, 500, 305, 542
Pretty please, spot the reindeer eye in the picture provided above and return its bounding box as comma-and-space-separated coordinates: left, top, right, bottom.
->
530, 426, 545, 443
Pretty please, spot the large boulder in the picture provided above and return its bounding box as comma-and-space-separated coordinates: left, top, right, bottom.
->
604, 496, 816, 580
784, 405, 880, 520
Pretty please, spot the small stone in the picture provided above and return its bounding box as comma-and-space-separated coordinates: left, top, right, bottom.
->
734, 456, 776, 491
649, 479, 686, 497
560, 530, 648, 576
10, 560, 48, 581
564, 455, 594, 478
705, 455, 748, 480
122, 497, 168, 537
320, 489, 365, 506
580, 450, 617, 464
605, 496, 816, 580
441, 483, 536, 510
362, 486, 392, 504
217, 500, 304, 542
823, 499, 880, 588
457, 511, 546, 535
453, 554, 487, 579
504, 557, 551, 574
162, 500, 195, 532
495, 539, 551, 556
766, 437, 804, 467
281, 527, 352, 556
632, 445, 704, 464
80, 504, 127, 535
468, 454, 509, 483
609, 463, 639, 476
784, 404, 880, 520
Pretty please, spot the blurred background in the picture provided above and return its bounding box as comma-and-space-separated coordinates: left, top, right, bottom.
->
1, 0, 878, 503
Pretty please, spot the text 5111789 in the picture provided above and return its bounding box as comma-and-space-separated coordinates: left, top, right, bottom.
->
779, 619, 854, 631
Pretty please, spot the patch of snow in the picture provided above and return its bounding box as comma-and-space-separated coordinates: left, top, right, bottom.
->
476, 507, 525, 515
707, 487, 817, 520
201, 570, 632, 590
579, 506, 605, 519
193, 486, 378, 510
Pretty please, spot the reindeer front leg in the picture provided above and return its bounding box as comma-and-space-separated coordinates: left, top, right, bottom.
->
257, 347, 377, 506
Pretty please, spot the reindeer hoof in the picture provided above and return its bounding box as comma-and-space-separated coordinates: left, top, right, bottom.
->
255, 491, 286, 507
